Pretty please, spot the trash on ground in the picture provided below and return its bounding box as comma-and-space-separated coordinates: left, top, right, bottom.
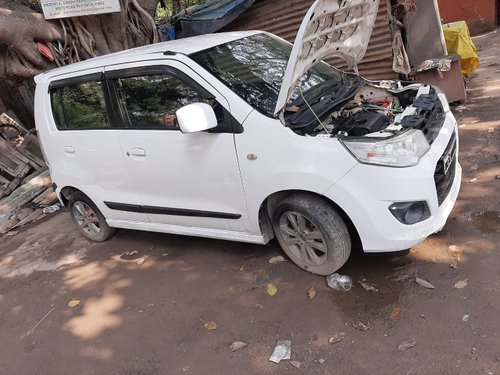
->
24, 307, 55, 337
463, 314, 470, 322
389, 307, 401, 320
454, 279, 468, 289
229, 341, 247, 352
469, 178, 477, 183
357, 278, 379, 293
162, 253, 169, 256
269, 340, 291, 363
266, 283, 278, 296
326, 273, 352, 291
290, 361, 301, 368
398, 339, 416, 351
307, 287, 316, 299
415, 277, 435, 289
328, 332, 346, 344
352, 321, 371, 331
488, 127, 494, 133
269, 255, 286, 264
449, 260, 459, 269
126, 250, 139, 256
448, 245, 463, 258
42, 204, 61, 214
68, 298, 80, 307
318, 358, 325, 364
136, 257, 145, 265
203, 321, 218, 330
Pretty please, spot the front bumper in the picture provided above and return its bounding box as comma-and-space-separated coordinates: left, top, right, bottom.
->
325, 111, 461, 252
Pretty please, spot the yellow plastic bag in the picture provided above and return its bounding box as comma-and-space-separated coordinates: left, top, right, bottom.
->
443, 21, 480, 77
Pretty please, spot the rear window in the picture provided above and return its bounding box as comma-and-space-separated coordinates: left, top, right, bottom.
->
50, 80, 110, 130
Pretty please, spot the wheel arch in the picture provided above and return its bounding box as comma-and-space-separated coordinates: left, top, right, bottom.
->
59, 186, 86, 207
258, 189, 362, 251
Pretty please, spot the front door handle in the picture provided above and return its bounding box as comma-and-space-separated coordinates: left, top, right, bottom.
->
129, 147, 146, 157
64, 146, 75, 154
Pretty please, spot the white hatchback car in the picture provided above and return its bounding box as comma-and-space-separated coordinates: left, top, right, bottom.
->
35, 0, 461, 275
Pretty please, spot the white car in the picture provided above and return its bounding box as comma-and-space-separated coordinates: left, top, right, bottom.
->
34, 0, 461, 275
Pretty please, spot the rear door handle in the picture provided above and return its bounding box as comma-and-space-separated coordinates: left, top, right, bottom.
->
129, 148, 146, 157
64, 146, 75, 154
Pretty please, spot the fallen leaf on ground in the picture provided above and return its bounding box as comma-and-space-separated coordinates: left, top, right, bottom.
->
290, 361, 301, 368
203, 321, 217, 330
229, 341, 247, 351
454, 279, 468, 289
352, 321, 371, 331
269, 256, 285, 264
328, 332, 346, 344
307, 287, 316, 299
68, 298, 80, 307
389, 307, 401, 320
398, 339, 416, 351
357, 279, 379, 293
136, 258, 145, 265
469, 178, 477, 183
463, 314, 470, 322
266, 283, 278, 296
239, 265, 245, 271
415, 277, 435, 289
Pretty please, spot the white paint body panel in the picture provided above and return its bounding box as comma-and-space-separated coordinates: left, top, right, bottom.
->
34, 30, 461, 253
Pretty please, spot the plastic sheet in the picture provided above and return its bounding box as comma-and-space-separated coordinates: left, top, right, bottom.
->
443, 21, 480, 77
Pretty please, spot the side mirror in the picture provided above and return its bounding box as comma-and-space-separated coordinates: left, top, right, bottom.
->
176, 102, 217, 133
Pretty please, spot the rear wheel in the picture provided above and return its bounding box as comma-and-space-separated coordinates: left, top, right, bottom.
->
68, 192, 115, 242
272, 194, 351, 275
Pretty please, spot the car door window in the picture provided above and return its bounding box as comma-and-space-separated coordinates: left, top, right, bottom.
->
51, 80, 110, 130
113, 74, 202, 130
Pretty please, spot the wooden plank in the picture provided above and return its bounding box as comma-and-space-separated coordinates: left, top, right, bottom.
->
0, 170, 50, 216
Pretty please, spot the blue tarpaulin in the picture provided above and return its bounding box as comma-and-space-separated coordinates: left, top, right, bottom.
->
172, 0, 255, 39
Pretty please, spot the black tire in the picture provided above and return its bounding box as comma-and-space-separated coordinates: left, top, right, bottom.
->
68, 192, 115, 242
272, 194, 351, 275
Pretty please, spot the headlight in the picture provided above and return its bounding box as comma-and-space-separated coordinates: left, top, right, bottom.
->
340, 129, 430, 167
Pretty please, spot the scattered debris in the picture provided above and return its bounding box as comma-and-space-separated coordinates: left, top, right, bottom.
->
307, 287, 316, 299
162, 253, 169, 257
318, 359, 325, 364
269, 255, 286, 264
469, 178, 477, 183
326, 273, 352, 291
463, 314, 470, 322
68, 298, 80, 308
266, 283, 278, 296
488, 127, 494, 133
448, 245, 463, 258
127, 250, 139, 256
23, 307, 55, 337
203, 321, 217, 330
136, 258, 145, 265
357, 278, 379, 293
352, 321, 371, 331
239, 265, 245, 271
468, 164, 479, 171
328, 332, 346, 344
42, 204, 60, 214
454, 279, 469, 289
290, 361, 301, 368
398, 339, 417, 351
390, 307, 402, 320
229, 341, 247, 352
269, 340, 291, 363
415, 277, 435, 289
449, 260, 459, 269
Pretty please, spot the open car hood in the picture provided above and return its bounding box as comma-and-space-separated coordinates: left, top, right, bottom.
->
274, 0, 380, 115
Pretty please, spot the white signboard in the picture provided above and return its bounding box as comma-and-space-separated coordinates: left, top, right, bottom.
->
41, 0, 121, 19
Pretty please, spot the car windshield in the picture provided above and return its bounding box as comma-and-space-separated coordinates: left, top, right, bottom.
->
190, 33, 345, 117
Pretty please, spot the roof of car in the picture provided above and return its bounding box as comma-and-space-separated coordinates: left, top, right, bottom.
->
35, 31, 261, 81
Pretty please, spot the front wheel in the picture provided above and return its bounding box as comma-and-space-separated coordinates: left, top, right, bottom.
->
68, 192, 115, 242
272, 194, 351, 275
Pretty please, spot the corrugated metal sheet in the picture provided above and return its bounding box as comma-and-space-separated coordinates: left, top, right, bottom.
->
222, 0, 397, 80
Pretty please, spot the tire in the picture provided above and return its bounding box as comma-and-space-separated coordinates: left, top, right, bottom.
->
68, 192, 115, 242
272, 194, 351, 275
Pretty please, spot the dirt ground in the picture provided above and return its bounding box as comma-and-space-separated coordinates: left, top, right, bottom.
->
1, 30, 499, 375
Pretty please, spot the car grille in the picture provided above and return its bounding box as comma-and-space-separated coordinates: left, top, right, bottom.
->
434, 131, 457, 206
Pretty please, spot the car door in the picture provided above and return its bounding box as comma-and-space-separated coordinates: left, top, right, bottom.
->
104, 61, 250, 233
47, 69, 148, 223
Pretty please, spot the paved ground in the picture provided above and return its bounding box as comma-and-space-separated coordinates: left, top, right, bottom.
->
1, 30, 499, 375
